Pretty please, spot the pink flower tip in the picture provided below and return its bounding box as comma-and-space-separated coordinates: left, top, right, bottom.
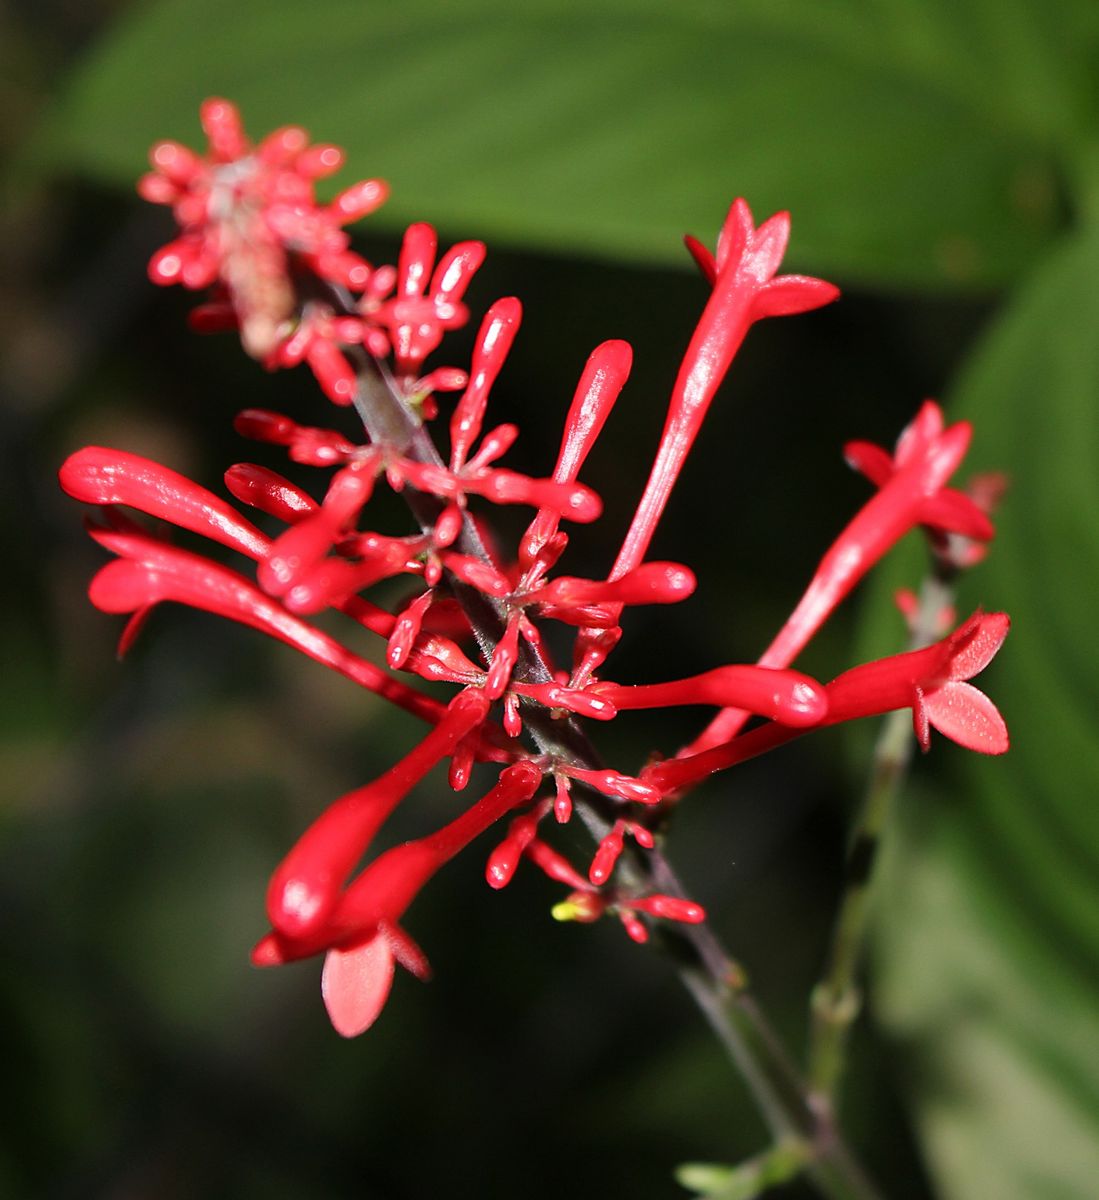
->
322, 933, 396, 1038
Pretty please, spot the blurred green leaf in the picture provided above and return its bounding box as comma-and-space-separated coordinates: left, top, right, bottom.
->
28, 0, 1096, 287
866, 225, 1099, 1198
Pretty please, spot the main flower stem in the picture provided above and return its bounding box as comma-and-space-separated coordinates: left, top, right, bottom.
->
807, 571, 954, 1106
349, 345, 882, 1200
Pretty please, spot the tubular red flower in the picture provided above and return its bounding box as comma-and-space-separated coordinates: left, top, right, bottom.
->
589, 821, 627, 885
843, 401, 995, 542
223, 463, 319, 524
509, 681, 617, 721
685, 401, 994, 755
646, 611, 1009, 795
450, 299, 522, 470
524, 562, 695, 610
629, 894, 705, 923
257, 464, 376, 598
366, 223, 486, 378
59, 447, 269, 559
461, 470, 602, 522
439, 552, 512, 598
612, 199, 838, 580
266, 690, 491, 940
594, 664, 827, 727
485, 797, 550, 889
562, 767, 660, 805
520, 338, 633, 571
233, 408, 358, 466
256, 760, 542, 1037
86, 532, 445, 725
387, 589, 436, 670
484, 614, 521, 701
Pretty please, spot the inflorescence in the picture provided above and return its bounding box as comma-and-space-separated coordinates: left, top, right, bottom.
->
61, 100, 1008, 1036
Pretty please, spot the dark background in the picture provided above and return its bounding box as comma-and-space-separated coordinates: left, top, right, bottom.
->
3, 3, 1098, 1198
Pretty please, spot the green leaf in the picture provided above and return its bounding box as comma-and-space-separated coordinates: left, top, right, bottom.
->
28, 0, 1093, 287
867, 225, 1099, 1198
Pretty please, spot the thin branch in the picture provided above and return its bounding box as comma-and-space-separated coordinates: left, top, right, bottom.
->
807, 570, 955, 1106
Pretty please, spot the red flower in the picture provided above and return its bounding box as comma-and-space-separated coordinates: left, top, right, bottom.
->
826, 610, 1009, 753
646, 611, 1009, 795
685, 400, 994, 755
565, 201, 838, 689
139, 98, 386, 360
362, 222, 485, 379
69, 103, 1013, 1042
592, 663, 827, 727
612, 199, 838, 578
254, 760, 543, 1036
266, 691, 491, 941
84, 528, 446, 725
519, 339, 633, 575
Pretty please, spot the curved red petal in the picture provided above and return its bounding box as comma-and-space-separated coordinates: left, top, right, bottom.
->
60, 447, 269, 559
321, 936, 396, 1037
947, 612, 1010, 681
751, 275, 839, 319
843, 440, 894, 486
924, 680, 1009, 754
917, 489, 996, 540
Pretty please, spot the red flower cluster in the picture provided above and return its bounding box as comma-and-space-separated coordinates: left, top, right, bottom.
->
140, 98, 479, 408
62, 101, 1009, 1037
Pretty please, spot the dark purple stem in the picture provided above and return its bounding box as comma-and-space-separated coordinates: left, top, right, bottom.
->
346, 348, 882, 1200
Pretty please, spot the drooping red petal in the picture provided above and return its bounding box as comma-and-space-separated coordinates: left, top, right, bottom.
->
751, 275, 839, 319
321, 935, 396, 1038
916, 488, 996, 541
924, 680, 1009, 754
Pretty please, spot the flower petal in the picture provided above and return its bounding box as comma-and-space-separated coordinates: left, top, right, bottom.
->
843, 440, 894, 486
894, 400, 944, 467
714, 198, 753, 273
321, 935, 396, 1037
924, 680, 1009, 754
744, 210, 791, 283
682, 234, 717, 284
947, 612, 1010, 681
917, 489, 996, 541
751, 275, 839, 319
